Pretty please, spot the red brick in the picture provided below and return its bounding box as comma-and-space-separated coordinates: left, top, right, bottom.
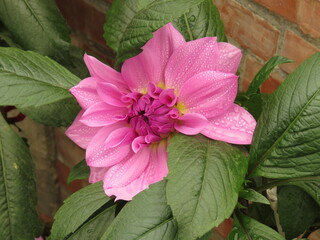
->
281, 30, 320, 73
55, 0, 107, 46
297, 0, 320, 38
217, 0, 280, 60
241, 55, 285, 93
254, 0, 298, 23
56, 160, 87, 193
261, 71, 284, 94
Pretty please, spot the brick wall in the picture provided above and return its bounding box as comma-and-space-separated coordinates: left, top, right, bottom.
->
214, 0, 320, 93
52, 0, 320, 200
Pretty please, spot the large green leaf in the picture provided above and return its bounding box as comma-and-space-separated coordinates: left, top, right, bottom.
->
104, 0, 205, 64
173, 0, 227, 42
291, 181, 320, 206
0, 0, 70, 59
50, 182, 112, 240
166, 134, 247, 240
0, 114, 42, 239
0, 47, 80, 126
101, 180, 178, 240
247, 56, 292, 95
173, 0, 226, 42
227, 211, 285, 240
278, 185, 319, 240
66, 205, 116, 240
249, 53, 320, 178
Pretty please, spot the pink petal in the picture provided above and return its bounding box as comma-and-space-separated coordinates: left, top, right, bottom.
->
80, 102, 127, 127
121, 23, 185, 92
165, 37, 219, 91
216, 42, 242, 74
105, 127, 136, 148
65, 110, 101, 149
178, 71, 238, 118
174, 113, 209, 135
103, 146, 151, 189
84, 54, 128, 92
88, 166, 108, 183
202, 104, 256, 144
96, 82, 128, 107
131, 136, 147, 153
104, 141, 168, 200
86, 123, 133, 167
70, 77, 102, 109
159, 88, 177, 107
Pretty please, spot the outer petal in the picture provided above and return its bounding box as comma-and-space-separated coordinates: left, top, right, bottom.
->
65, 110, 101, 149
96, 82, 128, 107
178, 71, 238, 118
80, 102, 127, 127
70, 77, 102, 109
121, 23, 185, 92
165, 37, 219, 91
104, 141, 168, 200
216, 42, 242, 74
89, 166, 109, 183
86, 123, 133, 167
103, 146, 151, 189
84, 54, 128, 92
201, 104, 256, 144
175, 113, 209, 135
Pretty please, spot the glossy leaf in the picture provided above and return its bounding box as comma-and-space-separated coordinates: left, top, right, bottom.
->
166, 134, 247, 240
101, 180, 178, 240
67, 159, 90, 184
66, 205, 116, 240
239, 188, 270, 205
249, 53, 320, 178
247, 56, 292, 95
291, 180, 320, 206
0, 114, 42, 239
278, 186, 319, 240
173, 0, 226, 42
0, 47, 80, 126
104, 0, 205, 64
227, 212, 285, 240
50, 182, 111, 240
0, 0, 70, 59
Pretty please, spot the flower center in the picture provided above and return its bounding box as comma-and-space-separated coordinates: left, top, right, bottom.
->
127, 83, 179, 143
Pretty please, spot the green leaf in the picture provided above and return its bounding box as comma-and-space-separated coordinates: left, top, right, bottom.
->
0, 0, 70, 59
104, 0, 205, 64
240, 93, 270, 120
166, 134, 247, 240
50, 182, 111, 240
291, 181, 320, 206
66, 205, 116, 240
249, 53, 320, 178
0, 22, 21, 48
172, 0, 226, 41
278, 185, 319, 240
67, 159, 90, 184
101, 180, 178, 240
227, 211, 285, 240
247, 56, 292, 95
0, 47, 80, 127
239, 188, 270, 205
0, 114, 42, 239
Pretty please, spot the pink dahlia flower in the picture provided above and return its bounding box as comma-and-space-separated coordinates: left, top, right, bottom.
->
66, 23, 256, 200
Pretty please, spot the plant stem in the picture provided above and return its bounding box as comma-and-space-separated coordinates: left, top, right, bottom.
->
183, 14, 193, 41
